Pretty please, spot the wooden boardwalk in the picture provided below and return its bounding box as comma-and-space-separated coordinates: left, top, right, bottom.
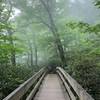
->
34, 74, 70, 100
3, 67, 94, 100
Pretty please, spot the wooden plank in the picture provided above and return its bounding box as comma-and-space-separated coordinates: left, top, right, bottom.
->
57, 70, 76, 100
3, 68, 45, 100
34, 74, 70, 100
26, 72, 46, 100
56, 67, 94, 100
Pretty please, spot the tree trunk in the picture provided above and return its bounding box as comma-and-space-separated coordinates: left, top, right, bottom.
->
34, 43, 38, 68
33, 33, 38, 70
27, 51, 30, 67
29, 42, 34, 67
40, 0, 66, 68
8, 29, 16, 66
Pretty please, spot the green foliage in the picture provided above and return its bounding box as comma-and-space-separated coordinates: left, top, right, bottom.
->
0, 1, 34, 99
64, 21, 100, 100
0, 65, 33, 99
95, 0, 100, 8
0, 32, 34, 99
66, 21, 100, 34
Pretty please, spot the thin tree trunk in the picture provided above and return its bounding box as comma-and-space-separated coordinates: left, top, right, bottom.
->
8, 29, 16, 66
34, 43, 38, 67
29, 42, 34, 67
27, 51, 30, 67
33, 33, 38, 70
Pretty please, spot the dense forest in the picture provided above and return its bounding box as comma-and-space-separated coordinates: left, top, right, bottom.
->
0, 0, 100, 99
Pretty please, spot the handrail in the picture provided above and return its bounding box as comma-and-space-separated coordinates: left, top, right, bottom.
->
57, 70, 76, 100
3, 68, 46, 100
26, 72, 46, 100
56, 67, 94, 100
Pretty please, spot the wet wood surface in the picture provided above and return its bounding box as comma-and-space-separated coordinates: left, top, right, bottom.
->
34, 74, 70, 100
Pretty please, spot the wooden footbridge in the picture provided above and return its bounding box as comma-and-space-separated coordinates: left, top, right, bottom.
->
3, 67, 94, 100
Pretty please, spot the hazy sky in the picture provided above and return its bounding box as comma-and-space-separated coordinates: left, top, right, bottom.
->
13, 0, 100, 24
68, 0, 100, 23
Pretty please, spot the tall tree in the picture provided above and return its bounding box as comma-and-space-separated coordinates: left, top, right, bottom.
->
12, 0, 67, 67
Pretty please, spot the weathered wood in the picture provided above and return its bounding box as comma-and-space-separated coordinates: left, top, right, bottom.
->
34, 74, 70, 100
57, 70, 76, 100
3, 68, 45, 100
26, 72, 46, 100
56, 67, 94, 100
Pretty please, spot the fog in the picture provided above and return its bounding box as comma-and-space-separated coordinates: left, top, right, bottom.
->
67, 0, 100, 23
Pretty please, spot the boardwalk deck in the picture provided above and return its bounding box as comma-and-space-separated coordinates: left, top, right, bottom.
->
3, 68, 94, 100
34, 74, 70, 100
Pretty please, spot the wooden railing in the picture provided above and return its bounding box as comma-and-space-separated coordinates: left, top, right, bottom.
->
3, 68, 47, 100
56, 67, 94, 100
3, 67, 94, 100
